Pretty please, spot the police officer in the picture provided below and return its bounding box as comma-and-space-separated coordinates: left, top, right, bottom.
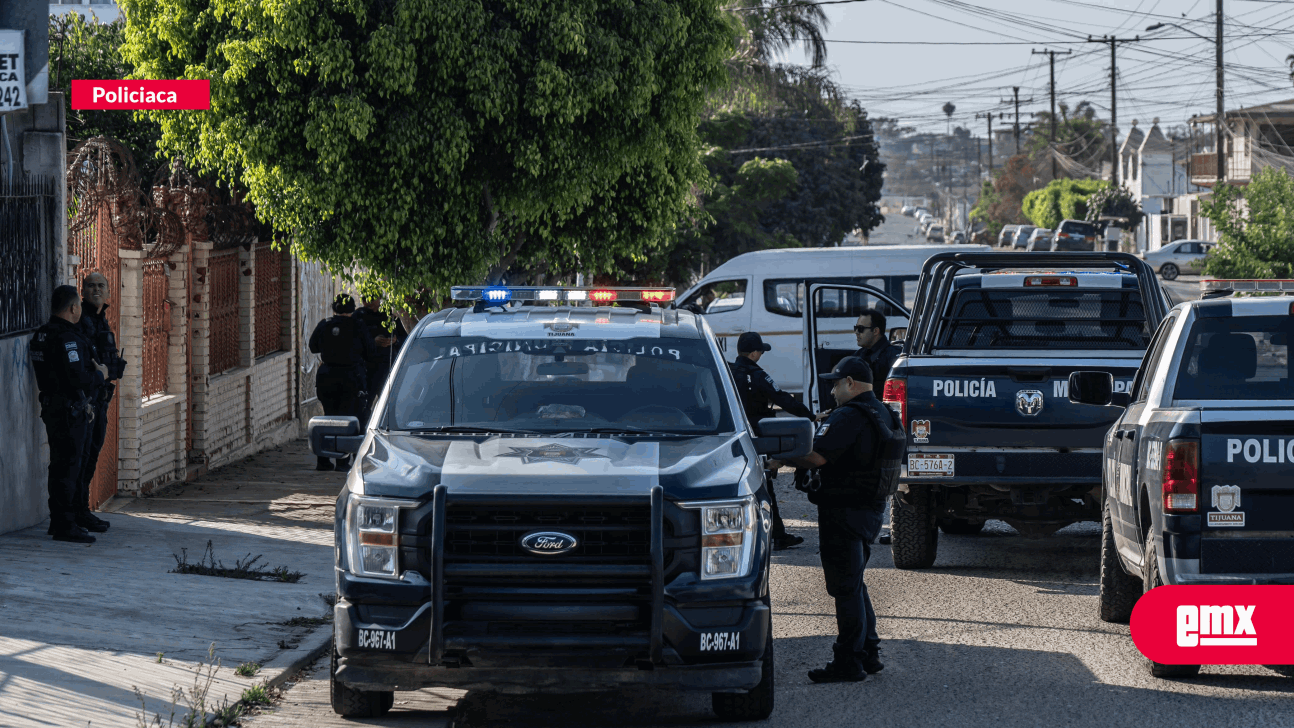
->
731, 332, 812, 551
353, 296, 408, 417
74, 271, 126, 534
309, 294, 377, 471
788, 357, 897, 682
31, 285, 106, 544
852, 307, 902, 389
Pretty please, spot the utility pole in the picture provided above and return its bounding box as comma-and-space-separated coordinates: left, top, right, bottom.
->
1013, 87, 1022, 154
976, 112, 995, 175
1032, 48, 1073, 181
1216, 0, 1224, 184
1087, 35, 1139, 187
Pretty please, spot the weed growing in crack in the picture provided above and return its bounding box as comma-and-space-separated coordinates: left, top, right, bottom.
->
234, 662, 260, 678
133, 644, 280, 727
172, 540, 305, 583
240, 684, 272, 706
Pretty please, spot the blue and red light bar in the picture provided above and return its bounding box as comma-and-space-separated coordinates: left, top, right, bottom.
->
451, 286, 675, 304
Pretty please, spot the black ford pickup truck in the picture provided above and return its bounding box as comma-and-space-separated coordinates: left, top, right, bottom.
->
310, 286, 812, 719
880, 252, 1171, 568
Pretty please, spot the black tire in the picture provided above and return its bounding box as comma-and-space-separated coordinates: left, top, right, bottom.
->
1142, 533, 1201, 679
712, 617, 775, 721
1266, 665, 1294, 677
891, 486, 939, 569
1098, 503, 1142, 624
938, 518, 985, 536
1160, 263, 1179, 281
330, 641, 395, 717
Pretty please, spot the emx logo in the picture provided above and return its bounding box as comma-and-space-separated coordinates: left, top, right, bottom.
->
1133, 586, 1294, 664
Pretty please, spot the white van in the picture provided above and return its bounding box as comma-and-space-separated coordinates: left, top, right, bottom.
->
674, 244, 990, 394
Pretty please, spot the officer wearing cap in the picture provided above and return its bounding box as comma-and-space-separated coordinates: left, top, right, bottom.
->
309, 294, 377, 471
74, 271, 125, 535
730, 331, 812, 550
852, 307, 902, 390
788, 356, 899, 683
31, 285, 106, 544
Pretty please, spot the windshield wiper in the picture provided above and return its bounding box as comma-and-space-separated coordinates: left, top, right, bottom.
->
555, 426, 700, 437
406, 425, 538, 435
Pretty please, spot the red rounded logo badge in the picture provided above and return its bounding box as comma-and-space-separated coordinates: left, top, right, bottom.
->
1131, 585, 1294, 664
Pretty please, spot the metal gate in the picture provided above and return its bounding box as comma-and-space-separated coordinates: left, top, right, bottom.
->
68, 207, 120, 509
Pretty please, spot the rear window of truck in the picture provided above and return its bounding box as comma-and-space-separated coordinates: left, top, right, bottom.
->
935, 287, 1150, 350
1174, 316, 1294, 400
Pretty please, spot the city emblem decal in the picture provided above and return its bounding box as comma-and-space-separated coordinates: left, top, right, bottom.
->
520, 531, 580, 556
1208, 484, 1244, 527
1015, 390, 1044, 417
911, 419, 931, 443
498, 443, 610, 465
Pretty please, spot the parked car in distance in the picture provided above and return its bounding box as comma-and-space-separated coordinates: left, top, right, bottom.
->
949, 230, 967, 244
998, 225, 1020, 247
902, 205, 915, 217
1011, 225, 1037, 249
926, 225, 946, 243
1141, 239, 1214, 280
1026, 228, 1053, 251
1050, 219, 1100, 252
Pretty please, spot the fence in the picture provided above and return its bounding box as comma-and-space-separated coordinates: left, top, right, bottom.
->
209, 249, 240, 375
0, 177, 57, 338
141, 259, 169, 398
255, 242, 283, 358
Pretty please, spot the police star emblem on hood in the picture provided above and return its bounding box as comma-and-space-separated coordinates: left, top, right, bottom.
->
498, 443, 611, 465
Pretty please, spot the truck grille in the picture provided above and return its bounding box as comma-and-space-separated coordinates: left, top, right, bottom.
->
444, 505, 653, 562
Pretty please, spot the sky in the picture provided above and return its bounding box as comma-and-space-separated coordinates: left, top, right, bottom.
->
780, 0, 1294, 139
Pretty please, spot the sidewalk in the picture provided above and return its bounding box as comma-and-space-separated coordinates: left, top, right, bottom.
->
0, 439, 342, 727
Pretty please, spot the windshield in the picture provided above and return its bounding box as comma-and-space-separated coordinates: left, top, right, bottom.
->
384, 337, 735, 433
935, 286, 1150, 350
1060, 221, 1098, 237
1174, 315, 1294, 400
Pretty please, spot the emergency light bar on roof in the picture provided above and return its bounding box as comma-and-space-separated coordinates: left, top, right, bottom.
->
1201, 279, 1294, 295
451, 286, 676, 304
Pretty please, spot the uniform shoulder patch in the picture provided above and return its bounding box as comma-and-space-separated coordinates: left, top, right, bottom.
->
67, 350, 80, 362
64, 341, 77, 350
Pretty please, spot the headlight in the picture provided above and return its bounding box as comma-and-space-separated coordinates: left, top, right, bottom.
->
346, 496, 409, 579
682, 497, 757, 580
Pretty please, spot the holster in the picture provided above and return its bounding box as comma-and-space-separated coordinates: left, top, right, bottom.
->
99, 381, 117, 405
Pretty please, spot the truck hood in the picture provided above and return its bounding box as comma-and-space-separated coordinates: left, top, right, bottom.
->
357, 432, 752, 501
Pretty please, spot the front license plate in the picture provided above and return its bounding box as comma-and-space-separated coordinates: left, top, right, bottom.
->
908, 454, 954, 477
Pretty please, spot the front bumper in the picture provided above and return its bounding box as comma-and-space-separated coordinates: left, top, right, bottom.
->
333, 484, 771, 693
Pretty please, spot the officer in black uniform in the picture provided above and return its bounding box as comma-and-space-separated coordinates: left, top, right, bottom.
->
308, 294, 376, 471
730, 332, 813, 551
852, 307, 902, 389
74, 271, 126, 534
31, 285, 106, 544
788, 356, 897, 683
353, 296, 408, 418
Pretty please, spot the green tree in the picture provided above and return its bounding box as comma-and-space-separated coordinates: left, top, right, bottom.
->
1021, 178, 1108, 230
1085, 185, 1144, 230
48, 13, 165, 182
1200, 168, 1294, 278
971, 155, 1038, 235
119, 0, 733, 300
730, 0, 829, 68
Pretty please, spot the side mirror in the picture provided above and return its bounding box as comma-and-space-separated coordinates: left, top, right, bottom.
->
310, 416, 364, 458
1067, 371, 1131, 408
753, 417, 814, 459
889, 327, 907, 343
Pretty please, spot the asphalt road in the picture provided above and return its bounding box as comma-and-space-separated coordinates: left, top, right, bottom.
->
244, 472, 1294, 728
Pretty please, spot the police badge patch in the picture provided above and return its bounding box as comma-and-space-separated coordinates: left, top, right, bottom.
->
1208, 484, 1244, 527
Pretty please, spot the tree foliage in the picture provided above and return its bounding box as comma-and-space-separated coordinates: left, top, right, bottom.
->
1021, 178, 1108, 230
48, 13, 165, 183
969, 155, 1037, 234
119, 0, 733, 301
1085, 185, 1144, 230
1200, 168, 1294, 278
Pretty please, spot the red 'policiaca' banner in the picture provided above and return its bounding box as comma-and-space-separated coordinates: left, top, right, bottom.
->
71, 80, 210, 110
1131, 585, 1294, 664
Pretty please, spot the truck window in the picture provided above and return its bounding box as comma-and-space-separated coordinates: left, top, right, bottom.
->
1173, 316, 1294, 400
1131, 314, 1177, 402
935, 287, 1150, 350
1059, 220, 1099, 238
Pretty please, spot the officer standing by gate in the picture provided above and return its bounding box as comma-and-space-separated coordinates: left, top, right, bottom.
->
31, 286, 106, 544
75, 271, 126, 534
789, 356, 901, 683
309, 294, 376, 471
731, 332, 812, 550
353, 296, 408, 418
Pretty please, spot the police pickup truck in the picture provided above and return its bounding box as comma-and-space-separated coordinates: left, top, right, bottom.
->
877, 252, 1171, 568
1069, 287, 1294, 678
307, 286, 812, 719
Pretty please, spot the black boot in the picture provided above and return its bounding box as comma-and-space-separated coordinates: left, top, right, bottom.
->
75, 514, 110, 533
335, 455, 352, 471
808, 644, 867, 683
316, 457, 334, 471
52, 526, 96, 544
773, 533, 805, 551
862, 648, 885, 674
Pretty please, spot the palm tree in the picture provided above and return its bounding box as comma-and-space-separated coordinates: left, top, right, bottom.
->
731, 0, 831, 69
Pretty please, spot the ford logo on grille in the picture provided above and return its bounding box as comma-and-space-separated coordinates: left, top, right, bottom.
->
520, 531, 579, 556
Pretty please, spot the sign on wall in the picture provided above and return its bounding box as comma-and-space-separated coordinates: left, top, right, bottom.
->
0, 30, 26, 112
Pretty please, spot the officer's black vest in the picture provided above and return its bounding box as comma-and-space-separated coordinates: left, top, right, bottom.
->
816, 399, 906, 504
319, 317, 359, 366
729, 360, 771, 424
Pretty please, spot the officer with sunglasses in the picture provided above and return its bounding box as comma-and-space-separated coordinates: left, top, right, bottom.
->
852, 307, 902, 391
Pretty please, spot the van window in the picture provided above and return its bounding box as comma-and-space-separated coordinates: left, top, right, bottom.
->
679, 279, 748, 315
765, 277, 904, 318
901, 279, 919, 309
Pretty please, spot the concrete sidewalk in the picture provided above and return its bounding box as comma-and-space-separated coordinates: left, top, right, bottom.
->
0, 440, 342, 727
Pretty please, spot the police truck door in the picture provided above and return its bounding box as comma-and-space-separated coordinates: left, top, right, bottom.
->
802, 283, 909, 412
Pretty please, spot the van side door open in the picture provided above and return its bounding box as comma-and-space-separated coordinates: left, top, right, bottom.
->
802, 283, 910, 412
